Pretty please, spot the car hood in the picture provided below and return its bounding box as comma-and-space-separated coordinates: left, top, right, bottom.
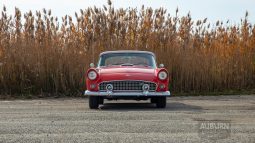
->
97, 67, 157, 82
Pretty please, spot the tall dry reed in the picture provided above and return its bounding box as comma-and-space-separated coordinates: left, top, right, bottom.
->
0, 1, 255, 95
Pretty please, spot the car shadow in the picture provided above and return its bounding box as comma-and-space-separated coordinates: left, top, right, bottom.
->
99, 102, 202, 111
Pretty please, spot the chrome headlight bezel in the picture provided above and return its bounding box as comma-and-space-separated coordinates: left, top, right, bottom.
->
158, 71, 168, 80
88, 70, 97, 80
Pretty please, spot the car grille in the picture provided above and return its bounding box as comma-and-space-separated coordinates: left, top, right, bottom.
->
99, 81, 157, 91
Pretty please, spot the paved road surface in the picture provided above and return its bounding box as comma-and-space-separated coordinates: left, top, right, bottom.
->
0, 95, 254, 143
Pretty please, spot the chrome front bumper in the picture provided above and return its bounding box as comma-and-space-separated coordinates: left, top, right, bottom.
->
84, 90, 171, 96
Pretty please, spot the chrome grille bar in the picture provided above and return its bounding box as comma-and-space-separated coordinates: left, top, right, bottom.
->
99, 80, 157, 91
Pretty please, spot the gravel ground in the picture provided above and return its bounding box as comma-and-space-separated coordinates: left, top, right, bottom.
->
0, 95, 254, 143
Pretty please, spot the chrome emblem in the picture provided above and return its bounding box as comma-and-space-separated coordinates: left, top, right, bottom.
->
106, 84, 113, 91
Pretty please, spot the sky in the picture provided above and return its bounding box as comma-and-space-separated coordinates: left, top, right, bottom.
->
1, 0, 255, 25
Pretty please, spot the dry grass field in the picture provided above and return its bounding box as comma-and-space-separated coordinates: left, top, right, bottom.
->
0, 0, 255, 95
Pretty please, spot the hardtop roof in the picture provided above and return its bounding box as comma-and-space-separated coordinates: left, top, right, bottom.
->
100, 50, 155, 57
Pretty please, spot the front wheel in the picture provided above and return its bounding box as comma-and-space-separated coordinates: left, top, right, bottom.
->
150, 98, 157, 103
89, 96, 99, 109
156, 97, 166, 108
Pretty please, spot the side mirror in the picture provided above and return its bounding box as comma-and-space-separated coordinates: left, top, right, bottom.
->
90, 63, 95, 68
159, 64, 164, 68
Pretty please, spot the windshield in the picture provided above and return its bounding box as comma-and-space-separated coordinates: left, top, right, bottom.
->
98, 53, 156, 68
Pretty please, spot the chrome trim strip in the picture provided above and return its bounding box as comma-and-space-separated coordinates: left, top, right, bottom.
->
84, 90, 171, 96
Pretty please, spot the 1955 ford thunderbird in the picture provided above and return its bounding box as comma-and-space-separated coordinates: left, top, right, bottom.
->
84, 50, 170, 109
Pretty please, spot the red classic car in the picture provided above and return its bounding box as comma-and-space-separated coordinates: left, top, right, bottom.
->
85, 50, 170, 109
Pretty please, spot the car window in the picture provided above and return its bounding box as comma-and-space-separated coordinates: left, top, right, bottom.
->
98, 53, 156, 68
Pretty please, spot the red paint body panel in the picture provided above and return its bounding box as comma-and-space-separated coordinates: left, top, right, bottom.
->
98, 67, 156, 81
86, 66, 169, 92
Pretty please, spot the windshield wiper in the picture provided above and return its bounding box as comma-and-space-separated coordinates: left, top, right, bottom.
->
133, 64, 151, 67
120, 63, 134, 66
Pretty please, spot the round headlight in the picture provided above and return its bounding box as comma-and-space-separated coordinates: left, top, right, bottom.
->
158, 71, 167, 80
88, 70, 97, 80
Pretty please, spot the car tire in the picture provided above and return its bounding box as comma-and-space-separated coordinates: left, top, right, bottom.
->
89, 96, 99, 109
156, 97, 166, 108
150, 98, 157, 103
99, 97, 104, 104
